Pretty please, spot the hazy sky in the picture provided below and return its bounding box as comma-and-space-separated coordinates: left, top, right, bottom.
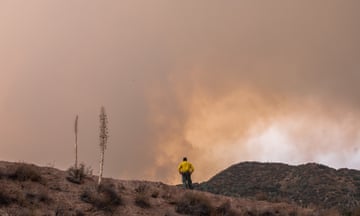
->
1, 1, 360, 184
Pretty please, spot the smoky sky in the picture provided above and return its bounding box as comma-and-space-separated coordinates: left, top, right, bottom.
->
1, 1, 360, 184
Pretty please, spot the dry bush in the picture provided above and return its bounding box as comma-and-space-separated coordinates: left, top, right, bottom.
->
311, 208, 340, 216
243, 208, 283, 216
12, 191, 26, 206
12, 208, 38, 216
241, 206, 259, 216
135, 183, 148, 193
247, 206, 309, 216
80, 183, 121, 212
134, 183, 151, 208
55, 204, 85, 216
1, 187, 51, 208
66, 163, 92, 184
0, 168, 7, 179
74, 209, 85, 216
0, 185, 26, 207
350, 207, 360, 216
161, 185, 174, 201
54, 204, 70, 216
0, 190, 13, 206
80, 187, 95, 203
117, 183, 126, 191
175, 192, 213, 216
135, 193, 151, 208
25, 189, 52, 205
151, 190, 159, 198
259, 211, 277, 216
255, 192, 268, 201
37, 190, 51, 204
334, 207, 360, 216
9, 164, 43, 183
213, 201, 238, 216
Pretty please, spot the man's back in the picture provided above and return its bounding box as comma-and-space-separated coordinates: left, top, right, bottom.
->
178, 161, 194, 173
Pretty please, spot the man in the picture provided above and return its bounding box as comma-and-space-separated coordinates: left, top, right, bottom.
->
178, 157, 194, 189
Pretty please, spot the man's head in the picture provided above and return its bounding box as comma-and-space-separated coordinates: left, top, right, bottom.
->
183, 157, 187, 161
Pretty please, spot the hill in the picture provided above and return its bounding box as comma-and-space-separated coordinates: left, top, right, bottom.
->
198, 162, 360, 213
0, 161, 317, 216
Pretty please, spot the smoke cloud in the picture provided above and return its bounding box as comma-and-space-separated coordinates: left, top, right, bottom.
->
1, 1, 360, 184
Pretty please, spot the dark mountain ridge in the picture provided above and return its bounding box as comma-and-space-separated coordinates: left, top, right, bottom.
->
198, 162, 360, 212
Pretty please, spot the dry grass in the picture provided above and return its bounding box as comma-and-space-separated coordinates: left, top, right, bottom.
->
151, 190, 159, 198
11, 208, 39, 216
134, 183, 148, 193
25, 189, 52, 204
0, 168, 7, 179
0, 190, 13, 206
255, 192, 268, 201
0, 186, 52, 208
175, 191, 213, 216
135, 193, 151, 208
55, 204, 85, 216
134, 183, 151, 208
8, 164, 43, 183
66, 163, 92, 184
80, 183, 122, 212
351, 207, 360, 216
213, 201, 238, 216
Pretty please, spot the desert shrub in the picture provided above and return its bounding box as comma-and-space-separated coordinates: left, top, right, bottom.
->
117, 183, 126, 191
80, 187, 95, 203
12, 208, 36, 216
0, 190, 28, 206
0, 190, 13, 206
161, 186, 173, 200
342, 207, 360, 216
0, 168, 7, 179
175, 192, 213, 216
243, 209, 258, 216
134, 183, 151, 208
55, 204, 85, 216
135, 194, 151, 208
25, 190, 52, 205
49, 184, 62, 191
352, 208, 360, 216
9, 164, 43, 183
80, 183, 121, 212
311, 208, 340, 216
135, 184, 148, 193
97, 183, 122, 207
13, 191, 27, 206
74, 209, 85, 216
151, 190, 159, 198
288, 210, 298, 216
37, 190, 51, 204
255, 192, 268, 201
54, 204, 68, 216
66, 163, 92, 184
259, 211, 276, 216
214, 201, 237, 216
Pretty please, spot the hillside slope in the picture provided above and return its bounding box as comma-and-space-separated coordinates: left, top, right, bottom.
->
198, 162, 360, 212
0, 161, 315, 216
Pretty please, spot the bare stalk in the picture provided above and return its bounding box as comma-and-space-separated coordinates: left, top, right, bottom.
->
98, 106, 108, 185
74, 115, 79, 169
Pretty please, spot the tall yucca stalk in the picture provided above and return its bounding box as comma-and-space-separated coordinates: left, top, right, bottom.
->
98, 106, 108, 185
74, 115, 79, 169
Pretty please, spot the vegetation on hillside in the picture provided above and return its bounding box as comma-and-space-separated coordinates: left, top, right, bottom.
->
199, 162, 360, 214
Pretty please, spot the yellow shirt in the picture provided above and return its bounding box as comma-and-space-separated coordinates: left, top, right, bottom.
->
178, 161, 194, 173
